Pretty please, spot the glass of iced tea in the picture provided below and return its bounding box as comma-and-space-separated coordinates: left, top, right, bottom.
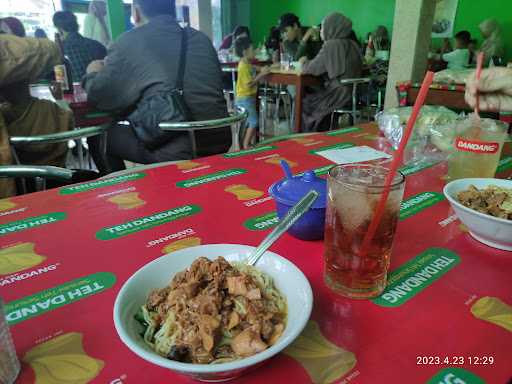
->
448, 117, 507, 180
324, 164, 405, 299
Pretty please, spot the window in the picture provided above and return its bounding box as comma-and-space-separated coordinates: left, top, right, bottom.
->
0, 0, 59, 37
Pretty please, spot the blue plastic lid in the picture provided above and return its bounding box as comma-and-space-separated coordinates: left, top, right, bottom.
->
269, 170, 327, 209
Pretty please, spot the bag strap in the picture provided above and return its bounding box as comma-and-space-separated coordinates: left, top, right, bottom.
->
176, 27, 188, 92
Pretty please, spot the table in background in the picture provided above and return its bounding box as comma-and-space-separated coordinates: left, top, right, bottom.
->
397, 81, 512, 132
1, 123, 511, 383
265, 70, 321, 132
397, 81, 468, 110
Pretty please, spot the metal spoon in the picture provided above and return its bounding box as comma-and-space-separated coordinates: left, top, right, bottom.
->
246, 190, 319, 266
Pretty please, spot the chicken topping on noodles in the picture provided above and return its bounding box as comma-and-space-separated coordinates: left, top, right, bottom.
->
139, 257, 287, 364
457, 185, 512, 220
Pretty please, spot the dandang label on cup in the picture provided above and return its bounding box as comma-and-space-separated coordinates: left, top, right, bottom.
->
455, 138, 500, 154
426, 368, 484, 384
372, 248, 460, 307
0, 213, 67, 237
60, 173, 146, 195
96, 205, 201, 240
399, 192, 445, 220
223, 146, 277, 158
5, 272, 116, 325
176, 169, 247, 188
244, 212, 279, 231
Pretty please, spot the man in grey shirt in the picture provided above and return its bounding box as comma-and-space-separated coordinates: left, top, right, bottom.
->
83, 0, 229, 172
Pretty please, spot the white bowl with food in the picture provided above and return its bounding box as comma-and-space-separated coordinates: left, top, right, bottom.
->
443, 178, 512, 251
114, 244, 313, 381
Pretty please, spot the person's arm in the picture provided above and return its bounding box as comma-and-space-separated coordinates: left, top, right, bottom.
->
301, 46, 327, 76
249, 66, 270, 86
82, 38, 140, 113
0, 35, 60, 87
465, 67, 512, 112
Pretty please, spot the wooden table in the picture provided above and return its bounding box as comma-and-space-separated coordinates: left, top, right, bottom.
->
265, 70, 321, 132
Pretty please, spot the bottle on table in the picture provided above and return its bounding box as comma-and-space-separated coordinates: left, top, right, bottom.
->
54, 33, 74, 95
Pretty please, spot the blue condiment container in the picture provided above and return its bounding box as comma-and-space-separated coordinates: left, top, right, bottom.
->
268, 162, 327, 240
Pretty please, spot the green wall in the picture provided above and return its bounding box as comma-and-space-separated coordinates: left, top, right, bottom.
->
251, 0, 511, 60
452, 0, 512, 60
250, 0, 395, 44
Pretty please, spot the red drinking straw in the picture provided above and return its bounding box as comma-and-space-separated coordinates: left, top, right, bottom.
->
358, 71, 435, 258
475, 52, 484, 118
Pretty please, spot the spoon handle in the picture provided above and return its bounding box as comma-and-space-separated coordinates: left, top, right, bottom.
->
246, 190, 319, 266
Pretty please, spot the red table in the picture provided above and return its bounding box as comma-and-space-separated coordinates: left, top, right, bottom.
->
1, 124, 511, 384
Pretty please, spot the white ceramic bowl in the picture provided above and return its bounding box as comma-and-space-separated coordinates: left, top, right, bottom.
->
113, 244, 313, 381
443, 178, 512, 251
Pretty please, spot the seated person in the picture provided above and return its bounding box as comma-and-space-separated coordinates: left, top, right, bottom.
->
365, 25, 390, 62
218, 25, 250, 52
279, 13, 322, 61
234, 37, 270, 149
265, 26, 281, 63
479, 19, 504, 66
0, 34, 70, 197
300, 12, 363, 132
440, 31, 471, 70
53, 11, 107, 81
83, 0, 230, 173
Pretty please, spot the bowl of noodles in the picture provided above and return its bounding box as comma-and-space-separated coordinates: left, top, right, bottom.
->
114, 244, 313, 381
443, 178, 512, 251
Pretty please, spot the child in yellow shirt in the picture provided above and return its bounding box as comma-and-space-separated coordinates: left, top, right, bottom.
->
234, 37, 270, 149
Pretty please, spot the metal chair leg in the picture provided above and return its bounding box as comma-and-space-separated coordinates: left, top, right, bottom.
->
329, 112, 337, 131
34, 177, 46, 192
75, 139, 84, 168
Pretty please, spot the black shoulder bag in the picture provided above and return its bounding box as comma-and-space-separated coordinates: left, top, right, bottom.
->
128, 27, 193, 150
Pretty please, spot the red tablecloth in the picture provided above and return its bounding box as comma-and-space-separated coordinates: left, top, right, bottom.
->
1, 124, 511, 384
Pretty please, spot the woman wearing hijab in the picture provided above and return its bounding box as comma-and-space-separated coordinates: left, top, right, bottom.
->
83, 0, 111, 47
300, 12, 363, 132
479, 19, 505, 65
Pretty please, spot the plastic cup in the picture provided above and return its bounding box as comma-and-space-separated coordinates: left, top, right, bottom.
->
324, 164, 405, 299
448, 117, 508, 180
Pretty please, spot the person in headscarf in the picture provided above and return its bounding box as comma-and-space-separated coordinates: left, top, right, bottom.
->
0, 17, 26, 37
83, 0, 112, 47
479, 19, 505, 65
300, 12, 362, 132
365, 25, 390, 62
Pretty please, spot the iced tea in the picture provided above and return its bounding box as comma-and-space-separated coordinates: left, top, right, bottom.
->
324, 164, 405, 298
448, 118, 507, 180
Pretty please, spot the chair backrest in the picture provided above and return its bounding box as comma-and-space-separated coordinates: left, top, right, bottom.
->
9, 125, 109, 145
158, 107, 249, 157
0, 165, 73, 193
